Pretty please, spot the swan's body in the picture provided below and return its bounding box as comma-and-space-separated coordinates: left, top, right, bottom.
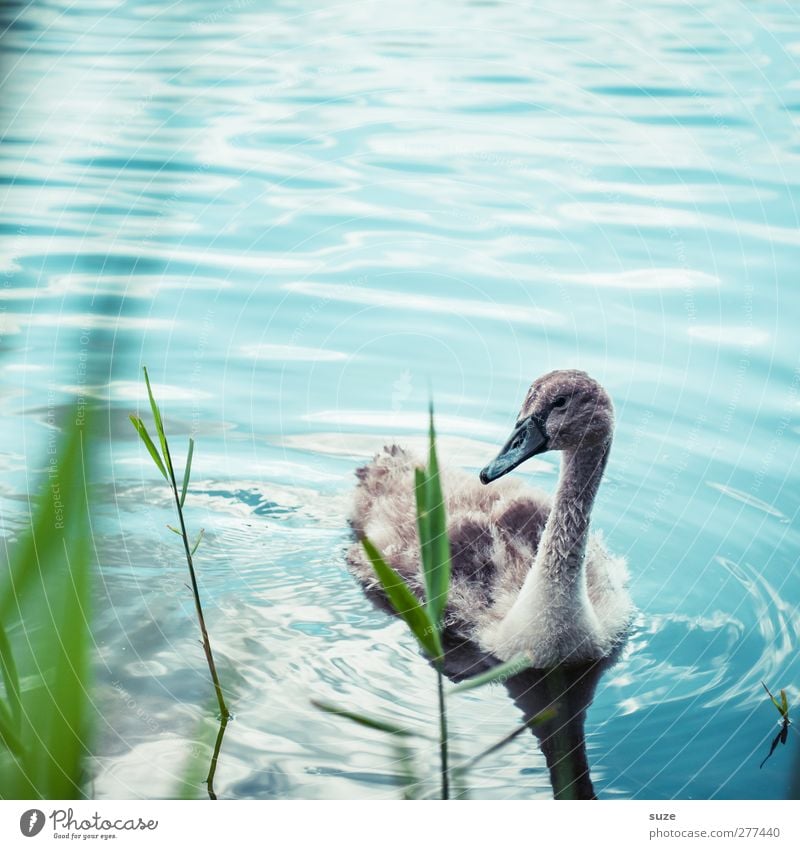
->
347, 369, 634, 667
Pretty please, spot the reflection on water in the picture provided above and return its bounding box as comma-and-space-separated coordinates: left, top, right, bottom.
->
440, 633, 620, 799
758, 682, 793, 773
759, 718, 790, 771
2, 0, 799, 799
503, 663, 609, 800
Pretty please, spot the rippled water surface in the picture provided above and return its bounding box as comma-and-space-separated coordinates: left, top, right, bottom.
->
2, 0, 799, 799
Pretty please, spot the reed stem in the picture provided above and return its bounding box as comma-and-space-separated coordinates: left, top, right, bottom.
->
206, 713, 230, 800
437, 664, 449, 800
162, 437, 230, 720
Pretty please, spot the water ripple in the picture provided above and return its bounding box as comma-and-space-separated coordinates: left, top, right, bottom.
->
2, 0, 798, 802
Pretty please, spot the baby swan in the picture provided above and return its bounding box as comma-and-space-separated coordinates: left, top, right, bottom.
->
347, 369, 633, 667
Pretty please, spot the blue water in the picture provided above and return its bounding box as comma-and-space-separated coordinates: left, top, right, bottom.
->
1, 0, 799, 799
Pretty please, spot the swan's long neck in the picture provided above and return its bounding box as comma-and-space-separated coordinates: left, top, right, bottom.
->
534, 440, 610, 598
487, 439, 611, 663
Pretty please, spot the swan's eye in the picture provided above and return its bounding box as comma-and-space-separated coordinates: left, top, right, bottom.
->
552, 396, 567, 409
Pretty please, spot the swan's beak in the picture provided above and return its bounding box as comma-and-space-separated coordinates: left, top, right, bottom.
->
480, 415, 548, 484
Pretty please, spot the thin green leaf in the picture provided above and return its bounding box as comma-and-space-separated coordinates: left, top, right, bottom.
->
143, 366, 173, 477
391, 740, 423, 799
361, 537, 442, 660
0, 618, 21, 729
166, 524, 181, 536
2, 412, 94, 797
762, 682, 784, 715
414, 467, 430, 552
129, 415, 168, 480
451, 656, 531, 694
190, 528, 205, 556
43, 530, 92, 795
180, 438, 194, 508
422, 403, 450, 625
414, 466, 431, 575
0, 700, 25, 757
312, 700, 418, 738
780, 689, 789, 717
0, 503, 42, 622
139, 371, 228, 720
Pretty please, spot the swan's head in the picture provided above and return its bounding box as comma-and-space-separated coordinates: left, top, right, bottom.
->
480, 369, 614, 484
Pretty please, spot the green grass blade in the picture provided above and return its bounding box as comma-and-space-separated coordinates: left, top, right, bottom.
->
38, 424, 93, 799
0, 441, 81, 623
0, 619, 21, 729
312, 700, 418, 737
0, 519, 37, 623
0, 410, 94, 798
44, 531, 92, 796
414, 466, 432, 579
180, 438, 195, 508
392, 740, 423, 799
762, 681, 784, 715
780, 689, 789, 717
190, 528, 205, 556
129, 415, 168, 480
143, 366, 173, 477
451, 656, 531, 694
0, 700, 25, 757
136, 369, 229, 720
361, 537, 442, 660
423, 403, 450, 625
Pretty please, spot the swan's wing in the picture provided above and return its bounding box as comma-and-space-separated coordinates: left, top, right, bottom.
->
492, 494, 549, 552
348, 453, 556, 637
347, 446, 423, 587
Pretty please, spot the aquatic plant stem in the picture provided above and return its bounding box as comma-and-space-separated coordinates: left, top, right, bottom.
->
163, 436, 230, 720
437, 664, 449, 800
206, 714, 230, 799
